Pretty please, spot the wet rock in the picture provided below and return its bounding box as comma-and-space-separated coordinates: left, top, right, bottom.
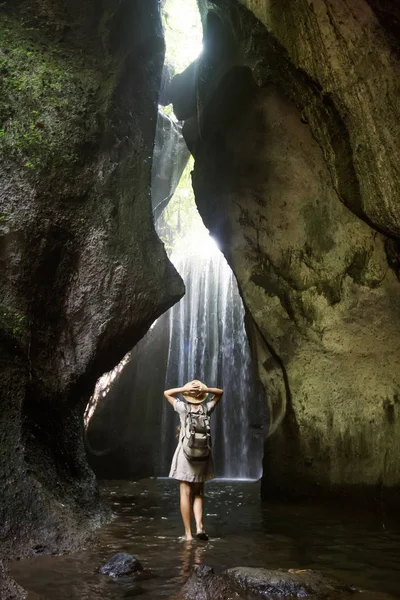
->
169, 60, 199, 121
225, 567, 356, 597
0, 561, 28, 600
183, 0, 400, 502
181, 565, 397, 600
181, 565, 244, 600
356, 594, 399, 600
0, 0, 184, 564
195, 565, 215, 578
98, 553, 143, 578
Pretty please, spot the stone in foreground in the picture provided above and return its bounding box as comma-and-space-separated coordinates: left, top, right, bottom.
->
181, 565, 244, 600
225, 567, 356, 597
98, 553, 143, 578
181, 565, 398, 599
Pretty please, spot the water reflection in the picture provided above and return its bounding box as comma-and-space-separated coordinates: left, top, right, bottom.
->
178, 542, 207, 579
10, 480, 400, 599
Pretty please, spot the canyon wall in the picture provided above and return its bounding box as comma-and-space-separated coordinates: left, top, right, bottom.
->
174, 0, 400, 501
0, 0, 183, 572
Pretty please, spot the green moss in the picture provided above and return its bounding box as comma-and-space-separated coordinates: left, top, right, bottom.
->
0, 14, 104, 174
0, 305, 26, 339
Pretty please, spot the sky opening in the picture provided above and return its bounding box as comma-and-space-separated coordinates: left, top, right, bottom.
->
162, 0, 203, 76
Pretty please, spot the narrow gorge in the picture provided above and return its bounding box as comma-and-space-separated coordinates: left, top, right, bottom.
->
1, 0, 400, 598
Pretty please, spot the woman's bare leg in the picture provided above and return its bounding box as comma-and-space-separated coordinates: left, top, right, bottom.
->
193, 483, 205, 534
179, 482, 193, 540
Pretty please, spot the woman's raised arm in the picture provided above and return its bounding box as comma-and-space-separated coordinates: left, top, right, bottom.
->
163, 386, 186, 407
164, 383, 223, 407
204, 387, 224, 406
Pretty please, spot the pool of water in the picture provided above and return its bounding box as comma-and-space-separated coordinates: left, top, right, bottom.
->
9, 479, 400, 599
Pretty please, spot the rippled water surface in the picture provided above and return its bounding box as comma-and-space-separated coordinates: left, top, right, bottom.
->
10, 479, 400, 599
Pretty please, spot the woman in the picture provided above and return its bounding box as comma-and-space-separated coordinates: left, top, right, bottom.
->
164, 380, 223, 541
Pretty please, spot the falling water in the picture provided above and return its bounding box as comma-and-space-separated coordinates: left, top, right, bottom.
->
85, 128, 267, 480
159, 233, 267, 480
85, 178, 267, 480
86, 172, 267, 479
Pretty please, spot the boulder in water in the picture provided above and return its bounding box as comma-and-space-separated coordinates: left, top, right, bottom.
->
98, 553, 143, 578
225, 567, 356, 597
181, 564, 246, 600
181, 565, 399, 599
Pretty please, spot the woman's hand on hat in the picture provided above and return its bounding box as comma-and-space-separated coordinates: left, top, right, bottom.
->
185, 381, 202, 396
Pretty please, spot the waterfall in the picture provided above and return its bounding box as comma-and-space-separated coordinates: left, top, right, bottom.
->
86, 217, 267, 481
154, 0, 267, 478
159, 233, 267, 480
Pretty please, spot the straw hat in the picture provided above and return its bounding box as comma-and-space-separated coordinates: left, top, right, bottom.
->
182, 380, 208, 404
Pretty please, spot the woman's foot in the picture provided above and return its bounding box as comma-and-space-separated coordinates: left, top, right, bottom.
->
196, 531, 209, 541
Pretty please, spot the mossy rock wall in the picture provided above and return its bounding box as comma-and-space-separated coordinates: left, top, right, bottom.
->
0, 0, 183, 563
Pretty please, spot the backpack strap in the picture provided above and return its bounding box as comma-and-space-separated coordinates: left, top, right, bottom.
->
198, 404, 211, 448
183, 402, 194, 440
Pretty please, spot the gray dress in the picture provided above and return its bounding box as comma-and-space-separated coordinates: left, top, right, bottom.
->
169, 398, 217, 482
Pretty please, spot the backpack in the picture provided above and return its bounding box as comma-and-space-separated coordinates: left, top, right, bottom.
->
182, 403, 211, 462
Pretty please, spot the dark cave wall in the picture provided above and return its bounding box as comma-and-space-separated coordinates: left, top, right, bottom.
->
175, 0, 400, 499
0, 0, 183, 564
86, 315, 171, 480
